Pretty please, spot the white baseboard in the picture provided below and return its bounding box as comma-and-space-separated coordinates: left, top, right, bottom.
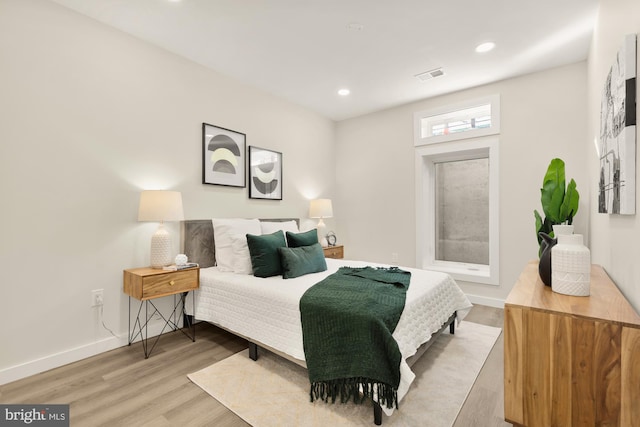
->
466, 293, 505, 309
0, 336, 126, 386
0, 320, 177, 386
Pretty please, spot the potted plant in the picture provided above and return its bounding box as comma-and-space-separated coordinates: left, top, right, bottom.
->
534, 158, 580, 252
534, 158, 579, 286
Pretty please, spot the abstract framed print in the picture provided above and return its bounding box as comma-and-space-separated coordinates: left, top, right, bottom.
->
598, 34, 637, 214
248, 146, 282, 200
202, 123, 246, 187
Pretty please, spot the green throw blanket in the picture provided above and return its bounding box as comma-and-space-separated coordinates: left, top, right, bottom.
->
300, 266, 411, 409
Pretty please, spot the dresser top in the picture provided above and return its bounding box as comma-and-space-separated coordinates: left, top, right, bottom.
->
506, 260, 640, 327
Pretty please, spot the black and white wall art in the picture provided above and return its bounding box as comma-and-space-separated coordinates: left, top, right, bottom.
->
202, 123, 246, 187
249, 146, 282, 200
598, 34, 637, 214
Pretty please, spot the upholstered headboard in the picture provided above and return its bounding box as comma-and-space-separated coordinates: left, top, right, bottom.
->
180, 218, 299, 268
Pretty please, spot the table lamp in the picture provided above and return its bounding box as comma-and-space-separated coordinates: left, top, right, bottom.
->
309, 198, 333, 247
138, 190, 185, 268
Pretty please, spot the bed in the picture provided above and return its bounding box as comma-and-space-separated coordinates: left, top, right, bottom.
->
181, 218, 473, 425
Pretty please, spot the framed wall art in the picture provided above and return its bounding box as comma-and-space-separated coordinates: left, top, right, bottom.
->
249, 146, 282, 200
598, 34, 637, 214
202, 123, 246, 187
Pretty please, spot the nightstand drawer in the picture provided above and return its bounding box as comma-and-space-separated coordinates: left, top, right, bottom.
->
124, 267, 199, 300
142, 269, 198, 298
323, 245, 344, 259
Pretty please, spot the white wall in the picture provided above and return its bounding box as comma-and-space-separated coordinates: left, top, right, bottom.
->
588, 0, 640, 311
335, 62, 588, 305
0, 0, 335, 383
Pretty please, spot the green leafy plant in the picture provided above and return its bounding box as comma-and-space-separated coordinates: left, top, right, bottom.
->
534, 158, 579, 253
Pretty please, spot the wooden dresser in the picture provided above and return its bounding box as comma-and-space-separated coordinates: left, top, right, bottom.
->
504, 261, 640, 426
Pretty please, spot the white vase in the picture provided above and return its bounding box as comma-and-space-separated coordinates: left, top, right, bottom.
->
552, 224, 574, 236
551, 233, 590, 296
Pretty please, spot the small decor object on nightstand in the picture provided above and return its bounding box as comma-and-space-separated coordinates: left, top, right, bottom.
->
175, 253, 188, 266
163, 262, 198, 271
326, 231, 337, 246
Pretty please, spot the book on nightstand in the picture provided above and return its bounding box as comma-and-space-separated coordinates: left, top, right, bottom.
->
162, 262, 199, 271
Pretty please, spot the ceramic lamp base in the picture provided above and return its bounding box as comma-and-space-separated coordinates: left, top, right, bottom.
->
150, 224, 172, 268
316, 223, 328, 247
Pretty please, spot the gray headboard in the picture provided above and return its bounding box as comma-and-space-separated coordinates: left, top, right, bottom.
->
180, 218, 300, 268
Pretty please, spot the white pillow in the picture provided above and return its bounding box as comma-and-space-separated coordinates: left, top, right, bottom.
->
230, 234, 253, 274
212, 218, 261, 272
260, 220, 299, 235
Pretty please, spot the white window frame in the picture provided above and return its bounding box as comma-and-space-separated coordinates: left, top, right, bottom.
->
415, 136, 499, 285
414, 94, 501, 146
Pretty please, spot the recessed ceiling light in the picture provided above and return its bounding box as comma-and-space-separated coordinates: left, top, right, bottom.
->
338, 88, 350, 96
475, 42, 496, 53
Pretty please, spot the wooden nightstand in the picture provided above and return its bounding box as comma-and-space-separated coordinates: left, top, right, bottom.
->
123, 266, 199, 358
323, 245, 344, 259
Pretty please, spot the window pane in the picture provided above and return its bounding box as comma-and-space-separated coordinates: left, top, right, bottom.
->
421, 104, 492, 138
434, 158, 489, 265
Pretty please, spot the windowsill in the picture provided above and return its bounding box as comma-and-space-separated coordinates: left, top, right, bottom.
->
424, 261, 498, 286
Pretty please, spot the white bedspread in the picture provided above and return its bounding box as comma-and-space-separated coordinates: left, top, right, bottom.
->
191, 258, 472, 413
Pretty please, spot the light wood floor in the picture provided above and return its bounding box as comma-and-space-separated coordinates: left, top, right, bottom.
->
0, 305, 511, 426
453, 305, 511, 427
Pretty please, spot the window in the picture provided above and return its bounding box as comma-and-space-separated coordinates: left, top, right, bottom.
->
414, 95, 500, 146
435, 158, 489, 265
414, 96, 499, 285
423, 105, 492, 138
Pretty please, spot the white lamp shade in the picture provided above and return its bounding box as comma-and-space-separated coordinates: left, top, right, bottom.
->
309, 199, 333, 219
138, 190, 184, 222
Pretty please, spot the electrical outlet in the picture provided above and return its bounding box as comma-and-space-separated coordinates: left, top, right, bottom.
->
391, 252, 399, 264
92, 289, 104, 307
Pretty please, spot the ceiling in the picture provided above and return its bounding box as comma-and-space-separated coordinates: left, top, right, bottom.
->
50, 0, 599, 121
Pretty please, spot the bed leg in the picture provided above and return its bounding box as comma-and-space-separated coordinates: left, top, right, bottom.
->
373, 402, 382, 425
249, 342, 258, 361
449, 311, 457, 334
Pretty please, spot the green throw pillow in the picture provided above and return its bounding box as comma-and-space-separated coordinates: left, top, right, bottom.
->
278, 243, 327, 279
246, 230, 287, 277
285, 229, 319, 248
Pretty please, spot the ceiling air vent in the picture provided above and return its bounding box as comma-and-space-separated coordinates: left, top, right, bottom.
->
415, 68, 444, 82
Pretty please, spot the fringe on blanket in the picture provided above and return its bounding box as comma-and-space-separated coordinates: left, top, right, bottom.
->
310, 378, 399, 409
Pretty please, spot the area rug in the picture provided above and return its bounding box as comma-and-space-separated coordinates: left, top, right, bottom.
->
188, 321, 501, 426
